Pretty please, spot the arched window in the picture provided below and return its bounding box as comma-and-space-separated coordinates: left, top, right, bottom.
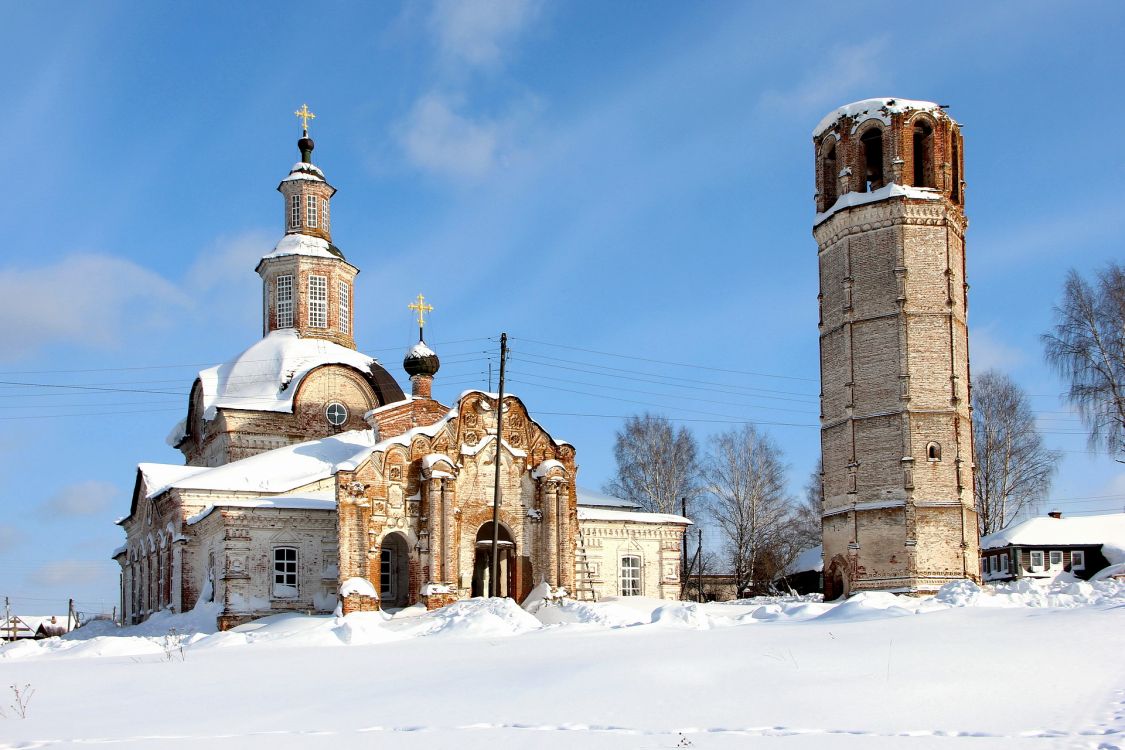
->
273, 547, 299, 598
820, 139, 838, 210
912, 119, 934, 188
926, 442, 942, 462
860, 128, 884, 192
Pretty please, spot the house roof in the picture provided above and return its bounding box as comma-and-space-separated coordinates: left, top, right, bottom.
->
980, 513, 1125, 556
575, 487, 640, 510
781, 544, 824, 576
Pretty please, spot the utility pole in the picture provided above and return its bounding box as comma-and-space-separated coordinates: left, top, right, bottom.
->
696, 528, 704, 603
489, 333, 508, 598
680, 496, 688, 600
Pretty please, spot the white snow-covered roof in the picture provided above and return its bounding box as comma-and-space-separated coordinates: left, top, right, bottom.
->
531, 459, 567, 479
193, 329, 379, 420
782, 545, 824, 576
815, 182, 944, 225
280, 161, 326, 183
980, 514, 1125, 556
406, 341, 437, 358
259, 233, 342, 263
813, 97, 946, 138
576, 487, 640, 510
577, 507, 691, 525
138, 463, 211, 499
186, 489, 336, 526
164, 430, 377, 495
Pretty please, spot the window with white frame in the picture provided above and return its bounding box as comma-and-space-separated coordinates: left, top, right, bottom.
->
1029, 550, 1045, 571
620, 555, 641, 596
290, 194, 300, 229
273, 547, 298, 598
1000, 555, 1008, 573
1071, 550, 1085, 571
308, 275, 327, 328
338, 281, 349, 335
321, 198, 329, 231
306, 194, 318, 228
276, 275, 294, 328
1049, 550, 1063, 570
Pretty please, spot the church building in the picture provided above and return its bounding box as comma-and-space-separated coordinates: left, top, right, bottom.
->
113, 109, 690, 629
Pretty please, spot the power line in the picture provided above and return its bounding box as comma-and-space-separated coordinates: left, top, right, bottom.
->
511, 335, 819, 383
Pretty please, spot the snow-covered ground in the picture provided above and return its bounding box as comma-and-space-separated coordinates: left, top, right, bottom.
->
2, 579, 1123, 749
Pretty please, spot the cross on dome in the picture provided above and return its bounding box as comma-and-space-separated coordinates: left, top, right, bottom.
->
294, 103, 316, 135
408, 294, 434, 339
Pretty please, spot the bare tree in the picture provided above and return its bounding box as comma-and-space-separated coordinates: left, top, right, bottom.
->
972, 370, 1060, 536
791, 460, 823, 551
603, 413, 699, 514
1043, 263, 1125, 459
703, 424, 789, 595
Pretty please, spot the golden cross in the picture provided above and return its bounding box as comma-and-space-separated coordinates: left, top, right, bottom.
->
408, 294, 434, 329
294, 103, 316, 133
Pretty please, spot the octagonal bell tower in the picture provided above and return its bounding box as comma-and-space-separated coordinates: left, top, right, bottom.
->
257, 105, 358, 349
813, 98, 978, 598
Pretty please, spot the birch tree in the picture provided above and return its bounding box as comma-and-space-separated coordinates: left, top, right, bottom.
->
1042, 263, 1125, 459
972, 370, 1060, 536
603, 413, 699, 514
704, 424, 789, 594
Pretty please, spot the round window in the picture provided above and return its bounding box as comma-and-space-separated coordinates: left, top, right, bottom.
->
325, 402, 349, 426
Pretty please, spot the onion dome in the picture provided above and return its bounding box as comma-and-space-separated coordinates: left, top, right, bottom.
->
404, 340, 440, 378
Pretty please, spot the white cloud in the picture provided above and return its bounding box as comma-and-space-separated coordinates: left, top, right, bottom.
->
970, 325, 1027, 373
39, 480, 120, 519
27, 559, 109, 588
429, 0, 541, 69
758, 38, 888, 117
0, 253, 190, 360
397, 93, 506, 180
0, 523, 23, 553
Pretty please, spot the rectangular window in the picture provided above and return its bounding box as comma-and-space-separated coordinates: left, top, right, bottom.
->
309, 275, 327, 328
380, 548, 393, 599
306, 194, 318, 228
276, 275, 294, 328
620, 555, 641, 596
1030, 550, 1045, 571
1000, 555, 1008, 572
273, 547, 298, 598
290, 195, 300, 229
322, 199, 329, 232
338, 281, 350, 335
1071, 550, 1085, 571
1049, 550, 1063, 570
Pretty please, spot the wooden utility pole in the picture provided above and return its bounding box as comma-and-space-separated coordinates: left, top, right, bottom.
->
680, 496, 688, 599
489, 333, 508, 598
696, 528, 704, 603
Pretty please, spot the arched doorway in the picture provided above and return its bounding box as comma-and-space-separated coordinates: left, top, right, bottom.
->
825, 555, 850, 601
472, 522, 515, 598
379, 532, 410, 608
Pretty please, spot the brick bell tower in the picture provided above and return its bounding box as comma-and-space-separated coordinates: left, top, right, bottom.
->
257, 104, 358, 349
813, 98, 978, 598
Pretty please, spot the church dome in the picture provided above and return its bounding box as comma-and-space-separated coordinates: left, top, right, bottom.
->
404, 340, 440, 378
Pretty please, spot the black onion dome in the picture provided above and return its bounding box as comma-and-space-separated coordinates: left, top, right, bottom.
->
298, 136, 315, 162
404, 340, 440, 377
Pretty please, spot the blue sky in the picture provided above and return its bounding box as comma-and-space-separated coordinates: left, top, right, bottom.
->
2, 1, 1123, 616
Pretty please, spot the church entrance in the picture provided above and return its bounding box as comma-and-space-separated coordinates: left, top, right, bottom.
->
379, 532, 409, 608
472, 522, 515, 598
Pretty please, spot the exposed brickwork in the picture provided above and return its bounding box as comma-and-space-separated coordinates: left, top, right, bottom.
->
815, 100, 979, 598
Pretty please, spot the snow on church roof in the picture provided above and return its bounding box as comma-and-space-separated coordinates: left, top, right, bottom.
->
576, 486, 639, 509
192, 329, 379, 421
577, 506, 692, 526
812, 97, 946, 139
185, 489, 336, 526
153, 430, 378, 497
259, 233, 344, 263
814, 182, 944, 225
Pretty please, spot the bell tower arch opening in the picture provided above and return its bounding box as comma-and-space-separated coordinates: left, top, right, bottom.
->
819, 137, 838, 212
912, 118, 935, 188
859, 127, 884, 192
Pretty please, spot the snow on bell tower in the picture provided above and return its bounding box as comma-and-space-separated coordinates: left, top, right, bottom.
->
257, 105, 358, 349
813, 98, 978, 598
